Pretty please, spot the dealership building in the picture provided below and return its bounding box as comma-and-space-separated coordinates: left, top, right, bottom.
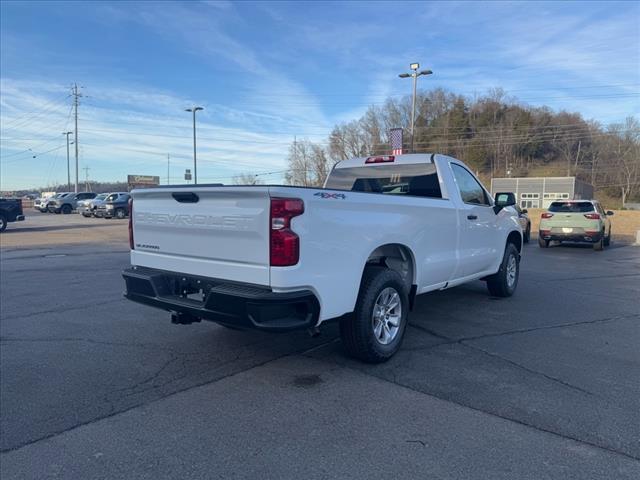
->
490, 177, 595, 209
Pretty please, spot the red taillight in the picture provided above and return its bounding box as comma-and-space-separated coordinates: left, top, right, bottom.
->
584, 213, 600, 220
365, 156, 395, 164
128, 198, 134, 250
541, 212, 554, 219
270, 198, 304, 266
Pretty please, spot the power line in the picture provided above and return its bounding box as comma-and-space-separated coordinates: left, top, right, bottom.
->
0, 94, 70, 131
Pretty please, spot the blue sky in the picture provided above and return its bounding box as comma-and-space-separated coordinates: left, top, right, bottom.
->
1, 0, 639, 190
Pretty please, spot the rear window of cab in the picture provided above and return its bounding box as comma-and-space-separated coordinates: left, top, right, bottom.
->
548, 202, 594, 213
324, 163, 442, 199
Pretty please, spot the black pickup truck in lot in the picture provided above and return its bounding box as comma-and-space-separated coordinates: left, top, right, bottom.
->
0, 198, 25, 232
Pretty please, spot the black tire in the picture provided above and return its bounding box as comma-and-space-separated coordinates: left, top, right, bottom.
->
486, 243, 520, 297
0, 215, 7, 232
54, 210, 61, 214
523, 224, 530, 244
115, 208, 126, 219
61, 204, 72, 214
339, 266, 409, 363
603, 228, 611, 247
593, 232, 604, 251
538, 235, 549, 248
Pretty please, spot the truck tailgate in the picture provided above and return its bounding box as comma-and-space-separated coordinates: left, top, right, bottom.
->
130, 187, 271, 285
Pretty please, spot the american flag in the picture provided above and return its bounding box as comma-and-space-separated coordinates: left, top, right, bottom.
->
390, 128, 403, 155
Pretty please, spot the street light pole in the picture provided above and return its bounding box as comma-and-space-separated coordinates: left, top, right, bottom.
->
398, 63, 433, 153
63, 131, 73, 192
185, 106, 203, 184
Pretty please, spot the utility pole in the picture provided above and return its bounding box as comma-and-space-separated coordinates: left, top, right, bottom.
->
83, 166, 91, 192
167, 154, 170, 185
71, 83, 83, 193
63, 131, 73, 191
185, 106, 203, 184
398, 63, 433, 153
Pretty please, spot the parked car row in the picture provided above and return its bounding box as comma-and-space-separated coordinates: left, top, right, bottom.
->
33, 191, 131, 218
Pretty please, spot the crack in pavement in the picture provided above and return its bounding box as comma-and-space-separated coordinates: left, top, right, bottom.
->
0, 337, 337, 455
457, 313, 640, 343
336, 360, 640, 462
0, 299, 124, 322
543, 273, 640, 282
460, 342, 596, 397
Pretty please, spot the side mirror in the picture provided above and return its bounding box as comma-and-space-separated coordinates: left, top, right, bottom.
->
606, 210, 614, 216
494, 192, 516, 213
521, 208, 528, 214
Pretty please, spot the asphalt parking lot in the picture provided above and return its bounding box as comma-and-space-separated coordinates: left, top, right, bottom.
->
1, 212, 639, 479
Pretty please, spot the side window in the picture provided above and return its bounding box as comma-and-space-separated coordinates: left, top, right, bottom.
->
451, 164, 490, 206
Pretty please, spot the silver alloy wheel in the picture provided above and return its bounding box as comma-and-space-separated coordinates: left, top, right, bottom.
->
371, 287, 402, 345
506, 254, 517, 288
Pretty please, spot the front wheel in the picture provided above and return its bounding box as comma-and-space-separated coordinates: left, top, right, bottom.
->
114, 208, 126, 219
486, 243, 520, 297
339, 266, 409, 363
523, 224, 530, 244
603, 228, 611, 247
61, 204, 72, 214
0, 215, 7, 232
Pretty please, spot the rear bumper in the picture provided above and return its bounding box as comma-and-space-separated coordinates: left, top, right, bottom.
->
539, 230, 602, 242
122, 266, 320, 332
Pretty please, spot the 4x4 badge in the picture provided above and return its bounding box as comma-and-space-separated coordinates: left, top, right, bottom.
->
314, 192, 346, 199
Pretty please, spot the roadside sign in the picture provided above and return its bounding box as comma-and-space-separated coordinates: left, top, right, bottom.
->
127, 175, 160, 190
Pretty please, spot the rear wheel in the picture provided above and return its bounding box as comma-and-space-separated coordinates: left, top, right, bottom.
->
339, 266, 409, 363
486, 243, 520, 297
0, 215, 7, 232
594, 231, 604, 251
523, 224, 530, 244
538, 235, 549, 248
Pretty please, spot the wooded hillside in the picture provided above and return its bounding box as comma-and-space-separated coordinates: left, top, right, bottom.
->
281, 88, 639, 206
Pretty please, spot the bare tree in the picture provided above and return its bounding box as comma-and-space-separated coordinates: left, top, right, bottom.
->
608, 118, 640, 205
284, 139, 332, 187
232, 172, 264, 185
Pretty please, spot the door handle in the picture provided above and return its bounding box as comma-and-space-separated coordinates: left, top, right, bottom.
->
467, 214, 478, 220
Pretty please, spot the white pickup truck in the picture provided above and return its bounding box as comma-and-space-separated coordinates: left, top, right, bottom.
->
123, 154, 522, 362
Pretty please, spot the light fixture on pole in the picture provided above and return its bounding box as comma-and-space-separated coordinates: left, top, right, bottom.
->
185, 106, 204, 184
398, 63, 433, 153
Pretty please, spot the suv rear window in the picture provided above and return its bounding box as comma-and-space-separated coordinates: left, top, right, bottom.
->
548, 202, 594, 213
325, 163, 442, 199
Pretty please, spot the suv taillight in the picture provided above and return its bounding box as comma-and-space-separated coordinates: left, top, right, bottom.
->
128, 198, 134, 250
541, 212, 554, 219
270, 198, 304, 266
584, 213, 600, 220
